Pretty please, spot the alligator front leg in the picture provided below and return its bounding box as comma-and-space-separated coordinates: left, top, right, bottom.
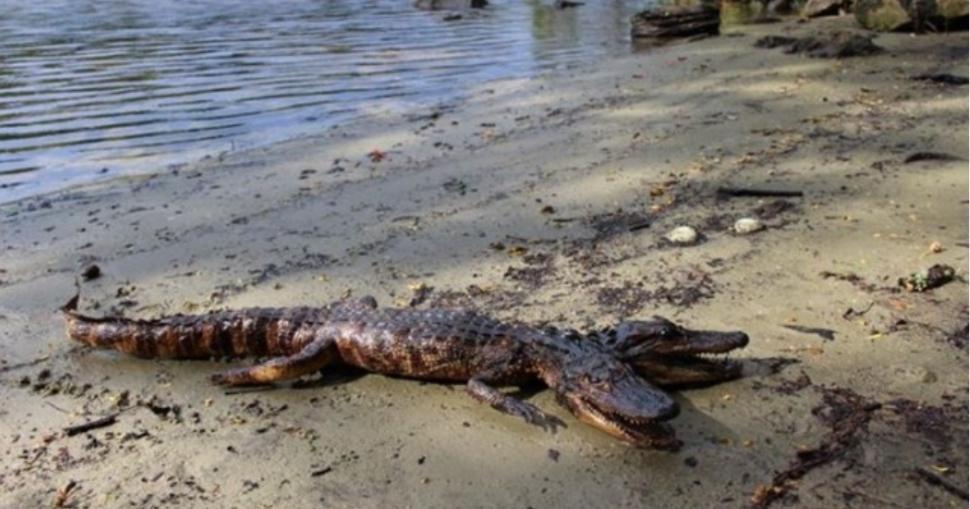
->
466, 378, 565, 432
211, 337, 337, 386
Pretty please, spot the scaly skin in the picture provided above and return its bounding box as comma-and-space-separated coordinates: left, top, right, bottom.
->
62, 293, 748, 450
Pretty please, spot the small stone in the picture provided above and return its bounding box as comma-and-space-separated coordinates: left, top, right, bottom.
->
665, 225, 698, 245
733, 217, 765, 235
81, 264, 102, 281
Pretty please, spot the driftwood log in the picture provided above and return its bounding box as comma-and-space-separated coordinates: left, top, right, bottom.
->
630, 5, 720, 40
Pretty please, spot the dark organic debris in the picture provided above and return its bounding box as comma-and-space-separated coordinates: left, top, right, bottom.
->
753, 35, 798, 48
782, 324, 836, 341
64, 414, 118, 436
944, 322, 968, 349
754, 32, 883, 58
442, 177, 468, 195
751, 199, 795, 220
772, 371, 813, 395
547, 448, 561, 462
821, 271, 878, 292
898, 264, 955, 292
596, 273, 715, 316
587, 209, 654, 241
911, 467, 969, 500
903, 151, 963, 163
504, 253, 555, 288
415, 0, 487, 10
750, 387, 880, 508
426, 284, 526, 312
717, 187, 804, 198
554, 0, 584, 8
911, 73, 969, 86
81, 264, 102, 281
885, 398, 963, 445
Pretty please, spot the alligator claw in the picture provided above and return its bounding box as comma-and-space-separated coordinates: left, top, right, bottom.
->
508, 400, 566, 432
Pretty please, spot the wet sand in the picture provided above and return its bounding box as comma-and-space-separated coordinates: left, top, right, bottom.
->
1, 17, 967, 509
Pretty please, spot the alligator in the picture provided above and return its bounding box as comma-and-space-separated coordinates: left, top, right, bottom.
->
62, 293, 748, 450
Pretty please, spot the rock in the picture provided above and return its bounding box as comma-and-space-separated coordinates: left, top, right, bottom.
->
81, 264, 102, 281
415, 0, 487, 10
898, 264, 956, 292
733, 217, 765, 235
855, 0, 968, 31
630, 5, 720, 40
665, 226, 699, 245
937, 0, 970, 19
802, 0, 846, 17
854, 0, 911, 30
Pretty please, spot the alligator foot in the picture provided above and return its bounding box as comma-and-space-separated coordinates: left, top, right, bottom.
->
466, 378, 566, 432
210, 337, 336, 386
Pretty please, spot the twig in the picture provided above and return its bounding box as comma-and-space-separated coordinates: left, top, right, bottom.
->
717, 187, 804, 198
903, 152, 963, 164
628, 221, 652, 232
64, 414, 117, 436
913, 467, 969, 500
53, 480, 78, 508
224, 385, 278, 396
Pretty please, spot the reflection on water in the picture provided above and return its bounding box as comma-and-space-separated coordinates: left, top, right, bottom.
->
0, 0, 646, 202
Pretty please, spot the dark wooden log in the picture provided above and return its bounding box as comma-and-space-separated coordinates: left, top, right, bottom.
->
630, 5, 720, 39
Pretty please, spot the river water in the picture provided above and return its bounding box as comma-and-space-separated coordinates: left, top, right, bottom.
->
0, 0, 647, 202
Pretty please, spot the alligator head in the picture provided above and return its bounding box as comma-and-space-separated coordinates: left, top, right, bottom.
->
540, 350, 684, 450
598, 317, 749, 386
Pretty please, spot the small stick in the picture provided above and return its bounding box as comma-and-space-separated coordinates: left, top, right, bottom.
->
64, 414, 117, 436
913, 467, 969, 500
717, 187, 804, 198
903, 152, 962, 164
53, 479, 77, 507
224, 385, 278, 396
628, 221, 651, 232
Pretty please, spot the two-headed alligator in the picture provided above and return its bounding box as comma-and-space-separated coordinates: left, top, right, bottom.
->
63, 293, 748, 450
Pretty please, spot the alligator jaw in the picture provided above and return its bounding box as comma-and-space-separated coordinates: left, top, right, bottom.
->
619, 323, 750, 387
555, 386, 683, 451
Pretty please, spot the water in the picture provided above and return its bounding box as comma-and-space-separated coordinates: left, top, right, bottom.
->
0, 0, 647, 202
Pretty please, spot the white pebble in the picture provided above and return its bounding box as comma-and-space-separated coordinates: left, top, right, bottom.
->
665, 225, 698, 244
733, 217, 764, 235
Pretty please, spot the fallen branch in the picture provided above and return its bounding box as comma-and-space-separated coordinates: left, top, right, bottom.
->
64, 414, 117, 436
903, 152, 963, 164
912, 467, 969, 500
717, 187, 804, 198
630, 5, 720, 40
750, 388, 881, 508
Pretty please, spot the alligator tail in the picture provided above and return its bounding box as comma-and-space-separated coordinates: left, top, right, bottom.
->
61, 289, 321, 359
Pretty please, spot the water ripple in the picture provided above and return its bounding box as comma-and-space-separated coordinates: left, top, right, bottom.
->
0, 0, 643, 202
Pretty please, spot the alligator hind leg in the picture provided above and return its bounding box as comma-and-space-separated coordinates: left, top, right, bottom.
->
211, 337, 336, 386
466, 378, 565, 432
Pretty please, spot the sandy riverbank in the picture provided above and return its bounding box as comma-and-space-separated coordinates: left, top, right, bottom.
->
1, 16, 967, 508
